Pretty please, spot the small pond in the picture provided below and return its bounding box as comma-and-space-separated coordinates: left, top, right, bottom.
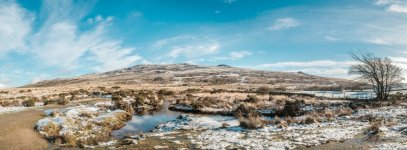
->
112, 101, 182, 139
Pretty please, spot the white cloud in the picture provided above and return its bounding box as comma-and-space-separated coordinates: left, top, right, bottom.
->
224, 0, 237, 4
375, 0, 398, 5
230, 51, 252, 60
153, 35, 220, 60
256, 60, 358, 78
366, 38, 391, 45
259, 60, 357, 68
268, 17, 300, 31
325, 36, 339, 41
374, 0, 407, 13
387, 4, 407, 13
290, 68, 349, 76
27, 1, 144, 72
0, 1, 33, 55
390, 57, 407, 82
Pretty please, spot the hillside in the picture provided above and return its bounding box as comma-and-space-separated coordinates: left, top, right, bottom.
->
24, 63, 355, 89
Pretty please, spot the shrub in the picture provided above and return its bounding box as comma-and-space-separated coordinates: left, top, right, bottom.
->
271, 116, 282, 125
256, 86, 271, 95
44, 99, 57, 105
62, 133, 77, 147
234, 104, 258, 116
111, 86, 121, 90
22, 99, 36, 107
0, 100, 20, 107
132, 96, 145, 108
278, 100, 305, 117
182, 88, 202, 94
337, 108, 352, 117
303, 116, 317, 124
191, 100, 204, 109
210, 89, 227, 94
157, 89, 175, 96
245, 95, 260, 103
285, 116, 297, 124
57, 99, 69, 105
41, 122, 61, 139
150, 98, 162, 110
324, 110, 335, 120
112, 96, 134, 114
357, 114, 378, 122
365, 122, 381, 141
238, 112, 265, 129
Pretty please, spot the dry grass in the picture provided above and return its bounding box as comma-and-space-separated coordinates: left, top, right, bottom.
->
62, 133, 77, 147
285, 116, 298, 124
238, 112, 265, 129
337, 108, 353, 117
365, 122, 381, 141
302, 115, 317, 124
41, 122, 60, 139
22, 99, 36, 107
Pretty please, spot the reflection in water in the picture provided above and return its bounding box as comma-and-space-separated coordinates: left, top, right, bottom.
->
112, 101, 181, 139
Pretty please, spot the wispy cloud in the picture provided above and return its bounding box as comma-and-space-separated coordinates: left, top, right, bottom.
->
1, 0, 144, 72
258, 60, 357, 68
224, 0, 237, 4
153, 35, 220, 61
375, 0, 407, 13
257, 60, 357, 78
267, 17, 300, 31
0, 1, 33, 55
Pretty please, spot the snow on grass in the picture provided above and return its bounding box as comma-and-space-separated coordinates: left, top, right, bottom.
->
0, 106, 27, 114
150, 114, 369, 149
36, 104, 131, 147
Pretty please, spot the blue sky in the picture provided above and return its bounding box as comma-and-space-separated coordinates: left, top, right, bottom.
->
1, 0, 407, 87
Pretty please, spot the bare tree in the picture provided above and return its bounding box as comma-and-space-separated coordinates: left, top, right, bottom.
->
349, 51, 404, 100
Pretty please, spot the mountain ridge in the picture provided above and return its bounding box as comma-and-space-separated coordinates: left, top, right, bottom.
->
23, 63, 355, 89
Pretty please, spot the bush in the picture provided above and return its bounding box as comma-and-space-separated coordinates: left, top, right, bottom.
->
157, 89, 175, 96
44, 99, 57, 105
365, 122, 381, 141
57, 99, 69, 105
234, 104, 258, 116
191, 100, 204, 109
278, 100, 305, 117
41, 122, 61, 139
337, 108, 352, 117
245, 95, 260, 103
112, 96, 134, 114
132, 96, 145, 108
150, 98, 162, 110
238, 112, 264, 129
303, 116, 317, 124
285, 116, 297, 124
182, 88, 202, 94
256, 86, 271, 95
111, 86, 121, 90
324, 110, 335, 120
22, 99, 36, 107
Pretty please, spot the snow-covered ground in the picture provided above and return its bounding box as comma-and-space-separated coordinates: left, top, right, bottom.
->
148, 115, 368, 149
117, 106, 407, 150
0, 106, 27, 114
36, 104, 132, 147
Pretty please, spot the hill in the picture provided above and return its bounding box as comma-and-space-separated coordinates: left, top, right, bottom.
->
24, 63, 356, 90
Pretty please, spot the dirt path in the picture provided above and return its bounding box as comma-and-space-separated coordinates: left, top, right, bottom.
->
0, 98, 107, 150
0, 109, 48, 150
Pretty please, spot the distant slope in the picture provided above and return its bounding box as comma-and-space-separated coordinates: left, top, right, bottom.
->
24, 63, 355, 88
